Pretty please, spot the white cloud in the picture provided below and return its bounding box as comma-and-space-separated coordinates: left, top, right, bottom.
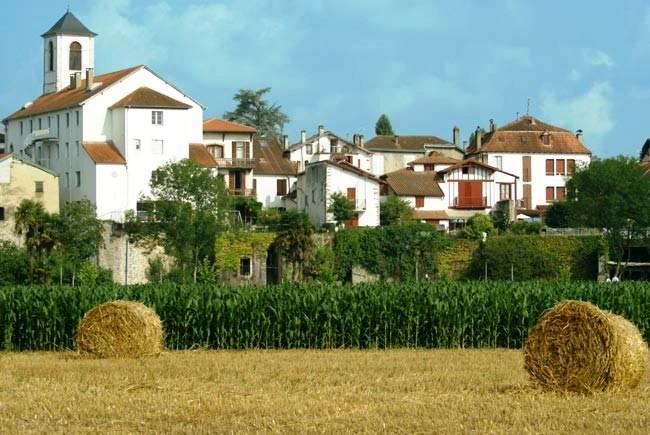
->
84, 0, 305, 88
582, 49, 614, 68
540, 82, 614, 143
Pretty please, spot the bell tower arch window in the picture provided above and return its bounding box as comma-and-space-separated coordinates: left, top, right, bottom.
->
69, 42, 82, 71
48, 41, 54, 71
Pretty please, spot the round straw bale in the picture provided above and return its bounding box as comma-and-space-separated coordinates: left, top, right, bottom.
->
524, 300, 648, 393
75, 300, 164, 358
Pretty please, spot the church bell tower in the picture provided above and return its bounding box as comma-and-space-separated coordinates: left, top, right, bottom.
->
42, 11, 97, 95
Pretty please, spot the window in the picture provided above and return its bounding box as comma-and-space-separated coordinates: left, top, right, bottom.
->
556, 159, 565, 175
151, 139, 164, 155
35, 181, 44, 193
65, 173, 69, 188
57, 114, 60, 132
233, 141, 248, 159
545, 159, 554, 175
30, 120, 33, 133
75, 171, 81, 187
0, 207, 4, 221
499, 183, 511, 200
20, 121, 23, 135
494, 156, 503, 170
556, 186, 566, 200
48, 116, 51, 128
76, 111, 80, 126
76, 141, 80, 156
424, 163, 435, 171
207, 144, 222, 158
48, 41, 54, 71
330, 139, 338, 154
239, 257, 252, 277
306, 143, 312, 154
277, 179, 287, 195
415, 196, 424, 208
151, 111, 163, 125
462, 166, 469, 175
567, 159, 575, 176
546, 186, 554, 202
133, 139, 141, 150
65, 142, 69, 158
542, 132, 551, 145
66, 113, 70, 127
38, 118, 42, 130
69, 42, 82, 71
55, 144, 60, 159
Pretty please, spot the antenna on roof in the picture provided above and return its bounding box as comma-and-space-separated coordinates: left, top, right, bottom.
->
526, 98, 531, 116
516, 111, 519, 120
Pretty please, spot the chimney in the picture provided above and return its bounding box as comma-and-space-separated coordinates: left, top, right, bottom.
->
74, 72, 82, 89
489, 119, 496, 132
352, 134, 359, 146
453, 126, 460, 147
576, 129, 583, 141
283, 134, 289, 149
70, 74, 76, 89
475, 126, 482, 150
318, 125, 324, 136
359, 134, 364, 148
530, 117, 536, 126
394, 135, 399, 146
301, 130, 306, 144
85, 68, 94, 90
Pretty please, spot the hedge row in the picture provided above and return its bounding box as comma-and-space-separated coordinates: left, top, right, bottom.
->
1, 281, 648, 351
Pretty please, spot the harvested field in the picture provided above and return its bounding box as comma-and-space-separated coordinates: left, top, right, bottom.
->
0, 349, 648, 434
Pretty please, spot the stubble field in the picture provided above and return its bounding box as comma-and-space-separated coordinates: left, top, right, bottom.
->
0, 349, 648, 434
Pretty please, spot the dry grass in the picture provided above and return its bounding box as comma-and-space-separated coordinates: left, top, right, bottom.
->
0, 349, 649, 434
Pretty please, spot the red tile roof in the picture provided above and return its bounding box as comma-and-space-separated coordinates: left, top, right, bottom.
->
435, 159, 519, 179
4, 66, 143, 121
188, 143, 217, 168
465, 116, 591, 155
254, 137, 298, 176
409, 151, 461, 166
366, 135, 452, 152
414, 210, 449, 220
381, 168, 444, 197
83, 142, 126, 164
203, 118, 256, 133
110, 87, 191, 109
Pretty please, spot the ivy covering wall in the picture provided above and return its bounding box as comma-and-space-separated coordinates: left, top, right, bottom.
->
215, 232, 276, 272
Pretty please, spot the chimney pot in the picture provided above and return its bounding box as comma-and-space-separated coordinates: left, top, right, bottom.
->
530, 117, 536, 125
475, 126, 482, 150
283, 134, 289, 149
318, 125, 324, 136
70, 74, 76, 89
394, 135, 399, 146
85, 68, 94, 90
352, 134, 359, 146
359, 134, 364, 148
453, 126, 460, 147
576, 129, 583, 140
74, 72, 82, 89
489, 119, 496, 132
301, 130, 306, 144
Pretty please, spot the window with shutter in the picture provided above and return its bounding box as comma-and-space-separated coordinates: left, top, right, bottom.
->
415, 196, 424, 208
556, 186, 566, 200
277, 179, 287, 195
546, 186, 555, 202
556, 159, 565, 175
546, 159, 554, 175
522, 156, 531, 182
567, 159, 575, 175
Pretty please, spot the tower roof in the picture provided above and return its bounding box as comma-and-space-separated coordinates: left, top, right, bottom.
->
42, 11, 97, 38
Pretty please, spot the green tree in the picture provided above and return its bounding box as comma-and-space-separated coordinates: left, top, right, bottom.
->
0, 241, 29, 284
271, 210, 315, 281
566, 156, 650, 277
327, 192, 354, 227
14, 199, 58, 283
544, 200, 573, 228
231, 196, 263, 225
55, 200, 104, 285
375, 114, 395, 135
464, 213, 495, 240
468, 128, 486, 148
223, 87, 290, 138
380, 195, 414, 225
640, 138, 650, 160
126, 159, 230, 283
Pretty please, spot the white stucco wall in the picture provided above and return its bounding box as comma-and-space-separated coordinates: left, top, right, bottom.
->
255, 174, 296, 208
43, 34, 95, 94
290, 135, 373, 173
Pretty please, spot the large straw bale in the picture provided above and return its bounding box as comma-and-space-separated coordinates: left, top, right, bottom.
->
524, 300, 648, 393
75, 300, 164, 358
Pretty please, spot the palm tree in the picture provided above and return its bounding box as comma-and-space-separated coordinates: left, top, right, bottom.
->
14, 199, 58, 283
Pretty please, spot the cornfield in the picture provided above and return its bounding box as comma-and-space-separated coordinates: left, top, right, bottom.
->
1, 281, 649, 351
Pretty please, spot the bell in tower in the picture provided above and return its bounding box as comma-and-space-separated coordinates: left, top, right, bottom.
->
42, 11, 97, 95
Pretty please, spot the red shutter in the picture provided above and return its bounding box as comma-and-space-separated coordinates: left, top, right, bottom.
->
556, 159, 565, 175
523, 156, 532, 182
523, 184, 532, 209
556, 186, 566, 200
545, 159, 554, 175
567, 159, 575, 175
546, 186, 555, 202
415, 196, 424, 208
347, 188, 356, 201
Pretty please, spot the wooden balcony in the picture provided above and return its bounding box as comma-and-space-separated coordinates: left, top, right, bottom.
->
453, 196, 488, 209
214, 158, 255, 169
229, 188, 256, 197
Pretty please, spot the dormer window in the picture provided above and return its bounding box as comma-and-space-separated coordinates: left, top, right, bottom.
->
541, 131, 551, 146
69, 42, 82, 71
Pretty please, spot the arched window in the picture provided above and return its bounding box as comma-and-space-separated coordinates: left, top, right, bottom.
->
48, 41, 54, 71
69, 42, 82, 71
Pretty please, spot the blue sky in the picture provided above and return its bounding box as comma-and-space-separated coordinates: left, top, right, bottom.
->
1, 0, 649, 157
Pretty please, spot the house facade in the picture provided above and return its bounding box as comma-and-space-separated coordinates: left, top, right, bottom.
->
366, 128, 465, 175
202, 118, 256, 196
0, 153, 59, 244
2, 12, 204, 221
297, 159, 381, 229
253, 136, 298, 209
464, 116, 591, 213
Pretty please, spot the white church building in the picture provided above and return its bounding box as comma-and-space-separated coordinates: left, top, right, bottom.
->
2, 11, 204, 221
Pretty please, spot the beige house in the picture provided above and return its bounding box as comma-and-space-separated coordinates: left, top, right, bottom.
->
0, 153, 59, 244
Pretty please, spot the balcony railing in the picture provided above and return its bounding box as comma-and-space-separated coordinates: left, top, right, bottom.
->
214, 158, 255, 169
229, 188, 256, 197
453, 196, 488, 209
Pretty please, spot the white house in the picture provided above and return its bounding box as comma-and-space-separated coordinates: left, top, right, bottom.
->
287, 125, 381, 174
297, 159, 381, 229
253, 136, 298, 209
464, 116, 591, 214
2, 11, 204, 221
201, 118, 256, 197
366, 128, 465, 175
381, 156, 518, 230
